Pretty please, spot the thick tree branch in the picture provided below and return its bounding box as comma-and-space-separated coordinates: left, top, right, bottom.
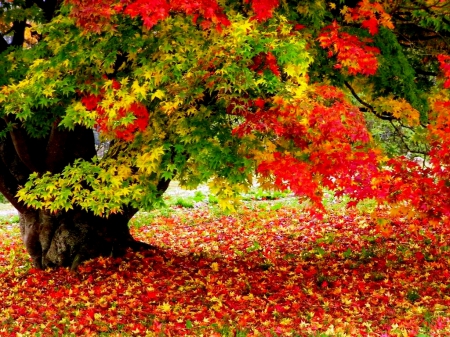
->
45, 121, 71, 173
156, 178, 171, 198
443, 16, 450, 27
0, 119, 30, 212
0, 161, 28, 213
389, 120, 428, 156
69, 126, 97, 161
5, 117, 43, 172
0, 134, 32, 185
415, 69, 438, 76
0, 34, 8, 54
45, 125, 98, 173
406, 0, 450, 46
11, 20, 26, 47
343, 81, 396, 121
1, 26, 15, 36
398, 33, 443, 42
0, 136, 29, 212
34, 0, 61, 22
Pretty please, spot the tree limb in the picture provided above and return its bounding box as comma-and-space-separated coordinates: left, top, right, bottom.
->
0, 34, 9, 54
0, 135, 32, 185
4, 116, 43, 172
406, 0, 450, 47
0, 136, 29, 212
343, 81, 396, 121
67, 125, 97, 162
11, 20, 26, 47
0, 161, 28, 213
415, 69, 438, 76
45, 124, 98, 172
33, 0, 61, 22
45, 120, 71, 173
389, 120, 428, 156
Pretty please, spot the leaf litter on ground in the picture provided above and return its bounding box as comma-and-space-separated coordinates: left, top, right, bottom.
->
1, 205, 450, 336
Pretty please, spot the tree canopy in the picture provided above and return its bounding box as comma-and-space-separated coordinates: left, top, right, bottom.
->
1, 0, 450, 219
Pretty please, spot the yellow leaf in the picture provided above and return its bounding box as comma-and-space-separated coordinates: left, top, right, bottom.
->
120, 77, 129, 87
42, 85, 55, 97
374, 96, 420, 126
46, 184, 57, 192
117, 165, 132, 179
131, 80, 147, 98
211, 262, 219, 272
151, 89, 165, 101
280, 318, 292, 325
159, 302, 171, 312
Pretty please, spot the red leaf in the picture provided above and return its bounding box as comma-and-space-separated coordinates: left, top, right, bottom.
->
361, 17, 379, 35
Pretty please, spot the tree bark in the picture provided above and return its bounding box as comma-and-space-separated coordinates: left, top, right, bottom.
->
19, 206, 154, 270
1, 1, 168, 271
0, 121, 167, 270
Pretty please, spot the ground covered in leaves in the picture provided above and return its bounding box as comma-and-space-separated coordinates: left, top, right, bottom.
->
1, 203, 450, 336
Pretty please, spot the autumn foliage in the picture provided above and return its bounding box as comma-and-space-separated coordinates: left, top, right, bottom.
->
343, 0, 394, 35
0, 0, 445, 221
69, 0, 233, 32
318, 21, 380, 76
437, 55, 450, 89
3, 204, 450, 336
2, 0, 450, 334
0, 0, 450, 319
81, 80, 150, 141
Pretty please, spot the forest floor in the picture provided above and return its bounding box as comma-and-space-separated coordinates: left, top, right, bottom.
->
1, 189, 450, 336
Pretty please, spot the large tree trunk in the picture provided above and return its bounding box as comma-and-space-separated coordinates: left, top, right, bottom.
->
19, 207, 147, 270
0, 119, 169, 270
1, 1, 171, 270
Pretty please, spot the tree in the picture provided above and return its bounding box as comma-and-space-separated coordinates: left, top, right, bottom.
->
0, 0, 449, 270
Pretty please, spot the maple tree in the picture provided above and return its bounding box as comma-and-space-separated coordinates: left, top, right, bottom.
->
0, 0, 449, 270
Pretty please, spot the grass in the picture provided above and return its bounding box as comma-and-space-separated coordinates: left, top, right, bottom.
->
130, 186, 301, 227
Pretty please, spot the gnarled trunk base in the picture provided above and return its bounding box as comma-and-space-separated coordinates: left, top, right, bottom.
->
19, 208, 145, 270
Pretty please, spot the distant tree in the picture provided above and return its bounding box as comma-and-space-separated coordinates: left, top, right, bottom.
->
0, 0, 449, 269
